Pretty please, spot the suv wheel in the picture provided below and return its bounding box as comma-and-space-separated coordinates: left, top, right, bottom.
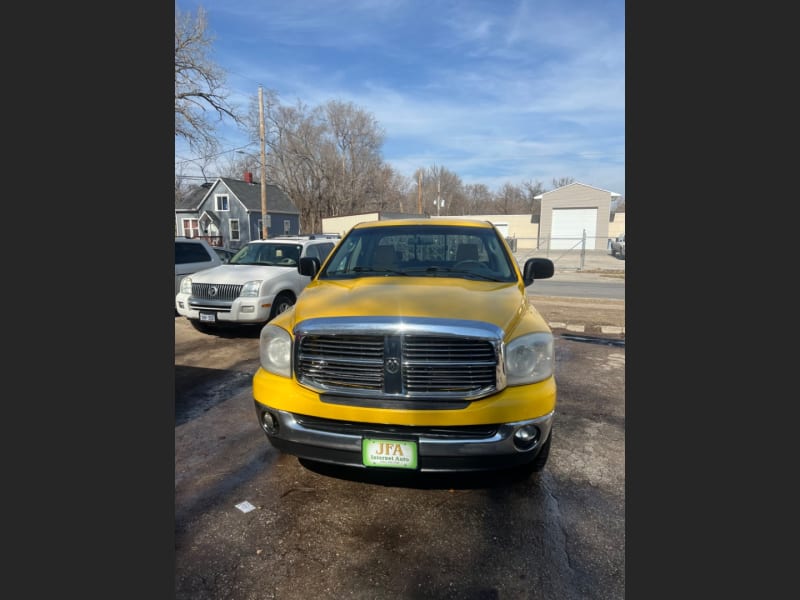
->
269, 292, 295, 321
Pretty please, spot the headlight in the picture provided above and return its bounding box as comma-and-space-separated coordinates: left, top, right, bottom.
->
505, 332, 554, 385
240, 280, 263, 297
179, 277, 192, 294
259, 324, 292, 378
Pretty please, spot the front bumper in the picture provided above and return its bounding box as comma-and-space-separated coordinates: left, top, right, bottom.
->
175, 293, 273, 323
253, 403, 554, 472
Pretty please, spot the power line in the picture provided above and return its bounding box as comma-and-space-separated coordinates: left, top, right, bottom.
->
175, 142, 258, 167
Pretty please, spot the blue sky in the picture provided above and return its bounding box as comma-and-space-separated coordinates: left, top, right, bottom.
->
175, 0, 625, 197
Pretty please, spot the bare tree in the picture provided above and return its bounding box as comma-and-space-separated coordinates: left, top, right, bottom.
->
262, 99, 332, 234
368, 165, 412, 213
463, 183, 494, 213
175, 5, 242, 155
551, 176, 575, 189
324, 100, 385, 216
246, 94, 391, 232
175, 166, 193, 205
522, 179, 545, 220
493, 183, 527, 214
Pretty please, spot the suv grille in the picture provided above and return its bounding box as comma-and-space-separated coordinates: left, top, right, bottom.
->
191, 282, 244, 301
296, 333, 499, 400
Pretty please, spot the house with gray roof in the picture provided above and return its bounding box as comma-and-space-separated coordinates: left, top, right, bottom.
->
175, 173, 300, 250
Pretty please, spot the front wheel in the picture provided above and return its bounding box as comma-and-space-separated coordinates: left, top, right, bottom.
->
269, 292, 295, 321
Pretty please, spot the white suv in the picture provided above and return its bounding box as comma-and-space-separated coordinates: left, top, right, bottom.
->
175, 236, 337, 328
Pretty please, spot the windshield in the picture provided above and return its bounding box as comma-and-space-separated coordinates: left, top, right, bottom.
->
230, 243, 302, 267
319, 225, 517, 282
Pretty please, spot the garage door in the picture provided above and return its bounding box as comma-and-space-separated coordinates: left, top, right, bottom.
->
550, 208, 598, 250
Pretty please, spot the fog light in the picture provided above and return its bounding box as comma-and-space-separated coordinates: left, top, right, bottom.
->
241, 305, 255, 313
177, 301, 184, 309
261, 411, 278, 434
513, 425, 540, 450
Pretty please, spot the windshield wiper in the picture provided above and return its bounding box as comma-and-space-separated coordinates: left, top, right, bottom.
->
352, 266, 409, 276
423, 266, 503, 281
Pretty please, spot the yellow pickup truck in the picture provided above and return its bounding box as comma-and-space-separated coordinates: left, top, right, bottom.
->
252, 218, 556, 477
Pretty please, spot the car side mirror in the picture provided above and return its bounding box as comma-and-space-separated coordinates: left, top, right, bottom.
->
522, 257, 554, 286
298, 256, 321, 277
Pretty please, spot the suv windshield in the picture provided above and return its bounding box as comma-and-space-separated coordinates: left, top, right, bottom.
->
319, 225, 517, 282
231, 243, 302, 267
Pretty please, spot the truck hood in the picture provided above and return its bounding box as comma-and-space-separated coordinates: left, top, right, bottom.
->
187, 264, 295, 285
293, 277, 544, 332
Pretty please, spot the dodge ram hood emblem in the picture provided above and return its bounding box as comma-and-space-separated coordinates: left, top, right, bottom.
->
385, 357, 400, 374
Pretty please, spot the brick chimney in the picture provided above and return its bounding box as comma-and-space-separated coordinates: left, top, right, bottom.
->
244, 171, 253, 184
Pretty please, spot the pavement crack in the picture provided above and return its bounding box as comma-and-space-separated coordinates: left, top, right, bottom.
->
280, 486, 316, 498
540, 474, 577, 574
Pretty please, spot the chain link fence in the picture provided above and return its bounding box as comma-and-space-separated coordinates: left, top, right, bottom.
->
509, 234, 625, 272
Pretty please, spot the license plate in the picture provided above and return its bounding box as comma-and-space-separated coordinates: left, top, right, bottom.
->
199, 312, 216, 322
362, 438, 418, 469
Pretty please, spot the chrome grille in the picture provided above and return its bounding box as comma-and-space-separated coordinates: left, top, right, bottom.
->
298, 335, 385, 391
403, 336, 496, 393
296, 331, 499, 400
191, 282, 243, 301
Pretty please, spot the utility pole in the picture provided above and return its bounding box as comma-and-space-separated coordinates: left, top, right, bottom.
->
417, 171, 422, 214
258, 86, 269, 240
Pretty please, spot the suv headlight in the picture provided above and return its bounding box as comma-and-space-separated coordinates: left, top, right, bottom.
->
259, 325, 292, 378
241, 280, 263, 297
505, 332, 554, 385
179, 277, 192, 294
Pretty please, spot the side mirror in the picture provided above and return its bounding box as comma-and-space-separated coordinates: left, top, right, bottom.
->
298, 256, 321, 277
522, 257, 554, 286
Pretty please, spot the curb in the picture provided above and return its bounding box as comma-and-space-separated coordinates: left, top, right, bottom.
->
549, 323, 625, 336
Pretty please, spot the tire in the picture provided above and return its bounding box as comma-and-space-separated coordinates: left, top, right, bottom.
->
269, 292, 295, 321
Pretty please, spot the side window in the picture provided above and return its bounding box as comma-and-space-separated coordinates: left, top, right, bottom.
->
175, 242, 212, 265
181, 219, 199, 238
306, 244, 321, 260
215, 194, 229, 211
307, 243, 334, 260
230, 219, 240, 241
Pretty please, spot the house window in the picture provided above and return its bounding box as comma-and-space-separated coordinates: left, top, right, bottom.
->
283, 219, 291, 235
182, 219, 199, 238
215, 194, 229, 211
230, 219, 240, 241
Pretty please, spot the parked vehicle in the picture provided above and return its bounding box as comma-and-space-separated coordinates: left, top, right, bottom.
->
610, 232, 625, 259
175, 236, 337, 328
213, 247, 237, 263
175, 237, 223, 299
252, 218, 556, 476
